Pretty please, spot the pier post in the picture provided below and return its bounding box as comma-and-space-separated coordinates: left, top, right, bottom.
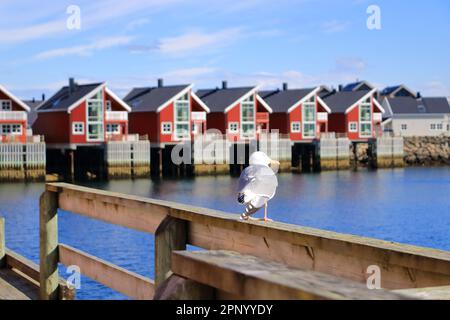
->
39, 190, 59, 300
155, 215, 187, 288
0, 218, 5, 267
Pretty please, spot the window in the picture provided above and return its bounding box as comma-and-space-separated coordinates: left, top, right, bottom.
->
106, 100, 112, 111
291, 121, 301, 133
72, 122, 84, 135
228, 122, 239, 133
240, 95, 255, 138
0, 124, 11, 134
1, 100, 12, 111
436, 123, 443, 131
359, 97, 372, 137
106, 124, 120, 134
302, 96, 316, 138
349, 122, 358, 132
11, 124, 22, 135
430, 124, 436, 130
161, 122, 172, 134
86, 90, 104, 141
401, 124, 408, 130
174, 93, 190, 139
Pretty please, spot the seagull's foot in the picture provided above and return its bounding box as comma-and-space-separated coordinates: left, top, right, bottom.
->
263, 217, 273, 222
240, 213, 249, 221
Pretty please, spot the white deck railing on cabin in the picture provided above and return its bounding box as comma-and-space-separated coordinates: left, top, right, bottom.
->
191, 111, 206, 121
105, 111, 128, 121
0, 111, 27, 121
317, 112, 328, 121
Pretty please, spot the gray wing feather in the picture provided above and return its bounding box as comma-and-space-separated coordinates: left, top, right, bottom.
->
238, 165, 278, 199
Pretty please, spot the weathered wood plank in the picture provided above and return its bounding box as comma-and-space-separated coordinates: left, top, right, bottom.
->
0, 268, 39, 300
153, 274, 215, 300
59, 243, 154, 300
0, 218, 5, 268
39, 190, 59, 300
55, 185, 167, 234
155, 215, 187, 287
172, 250, 411, 300
46, 183, 450, 290
394, 286, 450, 300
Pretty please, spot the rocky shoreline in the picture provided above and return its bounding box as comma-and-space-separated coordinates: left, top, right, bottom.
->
404, 137, 450, 166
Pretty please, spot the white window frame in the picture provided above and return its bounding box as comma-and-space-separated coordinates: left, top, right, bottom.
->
291, 121, 301, 133
401, 124, 408, 131
359, 97, 372, 138
106, 123, 120, 135
173, 93, 190, 140
349, 122, 358, 133
436, 123, 443, 131
240, 95, 255, 139
11, 124, 22, 135
72, 122, 85, 135
228, 122, 239, 133
106, 100, 112, 111
302, 96, 316, 138
86, 90, 104, 142
161, 122, 172, 134
430, 123, 437, 131
0, 100, 12, 111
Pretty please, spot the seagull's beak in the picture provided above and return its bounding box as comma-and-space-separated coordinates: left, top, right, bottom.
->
269, 159, 280, 173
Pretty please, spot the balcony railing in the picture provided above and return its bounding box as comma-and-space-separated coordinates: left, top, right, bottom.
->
256, 112, 269, 122
105, 111, 128, 121
317, 112, 328, 122
191, 111, 206, 121
0, 111, 27, 121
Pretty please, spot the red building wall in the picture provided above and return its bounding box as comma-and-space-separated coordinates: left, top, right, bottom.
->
33, 112, 70, 143
268, 113, 289, 135
0, 91, 28, 143
129, 112, 158, 141
206, 113, 226, 133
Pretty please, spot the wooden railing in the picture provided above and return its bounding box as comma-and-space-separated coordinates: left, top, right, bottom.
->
39, 183, 450, 300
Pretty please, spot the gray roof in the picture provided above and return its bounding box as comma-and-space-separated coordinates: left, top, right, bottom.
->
321, 90, 370, 113
23, 100, 44, 126
259, 88, 315, 112
124, 85, 189, 112
388, 97, 450, 114
196, 87, 254, 112
38, 83, 103, 111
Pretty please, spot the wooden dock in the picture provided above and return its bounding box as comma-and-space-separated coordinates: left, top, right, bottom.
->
2, 183, 450, 300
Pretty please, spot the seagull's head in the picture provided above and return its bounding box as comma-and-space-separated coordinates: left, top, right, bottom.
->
249, 151, 280, 173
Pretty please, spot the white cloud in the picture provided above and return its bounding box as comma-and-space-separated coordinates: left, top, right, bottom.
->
321, 20, 351, 33
34, 36, 134, 60
155, 28, 242, 55
421, 81, 450, 97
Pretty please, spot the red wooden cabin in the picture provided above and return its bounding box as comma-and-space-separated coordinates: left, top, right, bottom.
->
0, 85, 31, 143
260, 84, 331, 141
33, 78, 131, 148
321, 84, 384, 141
125, 79, 210, 146
196, 81, 272, 141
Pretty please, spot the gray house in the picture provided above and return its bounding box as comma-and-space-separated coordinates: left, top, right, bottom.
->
382, 96, 450, 136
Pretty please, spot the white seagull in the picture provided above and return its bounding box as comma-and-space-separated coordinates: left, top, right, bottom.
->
237, 151, 279, 222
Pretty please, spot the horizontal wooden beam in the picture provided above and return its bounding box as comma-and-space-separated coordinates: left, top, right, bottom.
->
59, 243, 154, 300
172, 250, 410, 300
394, 286, 450, 300
47, 183, 450, 289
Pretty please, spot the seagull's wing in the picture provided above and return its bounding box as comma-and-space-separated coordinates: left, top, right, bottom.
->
238, 165, 278, 200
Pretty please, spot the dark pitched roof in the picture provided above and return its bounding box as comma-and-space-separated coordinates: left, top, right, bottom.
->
196, 87, 254, 112
342, 81, 373, 92
259, 88, 316, 112
38, 83, 103, 111
23, 100, 44, 126
321, 90, 370, 113
124, 85, 190, 112
421, 97, 450, 114
387, 97, 450, 114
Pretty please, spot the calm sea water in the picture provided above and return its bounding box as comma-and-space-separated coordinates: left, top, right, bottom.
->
0, 167, 449, 299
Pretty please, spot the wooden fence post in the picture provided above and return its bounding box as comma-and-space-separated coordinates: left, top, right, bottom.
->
39, 190, 59, 300
155, 214, 187, 288
0, 217, 5, 268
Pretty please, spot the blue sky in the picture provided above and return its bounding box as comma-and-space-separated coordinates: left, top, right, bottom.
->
1, 0, 449, 99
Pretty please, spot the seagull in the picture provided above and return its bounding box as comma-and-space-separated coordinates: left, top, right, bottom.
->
237, 151, 279, 222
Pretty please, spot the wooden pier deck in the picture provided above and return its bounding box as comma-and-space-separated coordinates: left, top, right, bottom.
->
2, 183, 450, 300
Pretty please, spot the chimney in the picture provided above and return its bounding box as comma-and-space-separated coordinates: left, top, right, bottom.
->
32, 97, 35, 103
42, 93, 45, 101
338, 84, 343, 92
69, 78, 76, 95
417, 91, 421, 99
157, 78, 164, 88
282, 83, 288, 91
222, 81, 228, 90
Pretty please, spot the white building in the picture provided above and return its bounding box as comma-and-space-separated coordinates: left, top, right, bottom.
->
382, 97, 450, 137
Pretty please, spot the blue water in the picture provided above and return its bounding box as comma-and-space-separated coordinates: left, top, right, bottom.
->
0, 167, 449, 299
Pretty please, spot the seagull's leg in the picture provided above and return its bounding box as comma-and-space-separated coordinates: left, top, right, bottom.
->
264, 202, 268, 221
